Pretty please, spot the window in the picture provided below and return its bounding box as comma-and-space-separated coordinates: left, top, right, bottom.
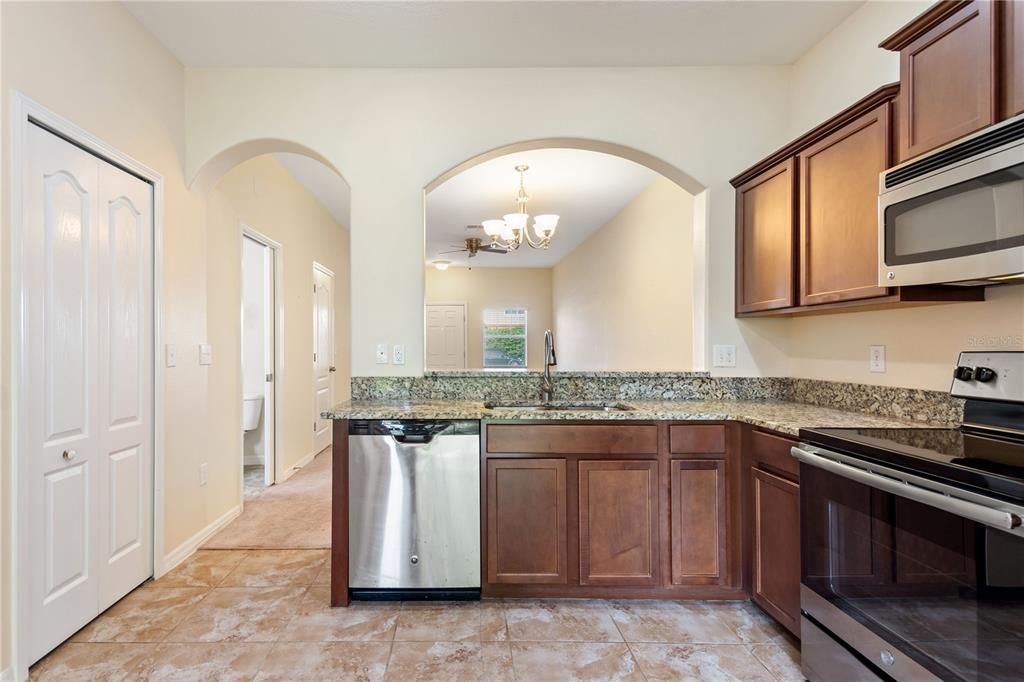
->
483, 308, 527, 368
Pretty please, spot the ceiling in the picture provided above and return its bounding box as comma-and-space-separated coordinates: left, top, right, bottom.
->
426, 148, 660, 268
273, 153, 350, 228
124, 1, 863, 68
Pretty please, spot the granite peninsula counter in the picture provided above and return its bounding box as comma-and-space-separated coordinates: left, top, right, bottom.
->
323, 398, 931, 437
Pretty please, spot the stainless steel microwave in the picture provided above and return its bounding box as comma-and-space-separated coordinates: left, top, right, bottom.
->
879, 114, 1024, 287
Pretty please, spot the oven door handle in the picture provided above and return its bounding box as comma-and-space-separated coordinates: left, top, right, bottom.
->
791, 446, 1023, 532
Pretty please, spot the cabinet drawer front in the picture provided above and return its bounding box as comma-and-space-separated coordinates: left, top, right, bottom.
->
579, 460, 659, 586
752, 467, 801, 637
486, 458, 567, 584
670, 459, 727, 585
486, 424, 657, 454
750, 430, 799, 480
669, 425, 726, 455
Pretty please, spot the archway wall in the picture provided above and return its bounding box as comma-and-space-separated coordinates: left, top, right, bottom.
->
186, 66, 796, 377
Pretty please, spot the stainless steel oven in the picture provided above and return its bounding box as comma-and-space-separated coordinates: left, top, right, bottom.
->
879, 114, 1024, 287
796, 352, 1024, 681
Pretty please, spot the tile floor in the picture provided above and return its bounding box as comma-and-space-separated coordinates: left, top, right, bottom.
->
244, 464, 267, 499
30, 549, 804, 681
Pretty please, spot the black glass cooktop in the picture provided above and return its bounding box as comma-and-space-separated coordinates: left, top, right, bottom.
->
800, 426, 1024, 503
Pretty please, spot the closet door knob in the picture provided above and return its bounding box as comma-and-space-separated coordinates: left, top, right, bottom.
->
62, 449, 76, 461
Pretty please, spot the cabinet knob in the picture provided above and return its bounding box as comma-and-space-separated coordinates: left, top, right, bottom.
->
62, 449, 76, 461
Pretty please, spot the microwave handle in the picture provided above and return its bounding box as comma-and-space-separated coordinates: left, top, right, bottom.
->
791, 446, 1023, 532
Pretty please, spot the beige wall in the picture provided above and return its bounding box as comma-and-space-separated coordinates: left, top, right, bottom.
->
553, 177, 695, 371
184, 65, 796, 379
207, 154, 351, 482
425, 267, 552, 370
780, 0, 1024, 391
0, 2, 206, 672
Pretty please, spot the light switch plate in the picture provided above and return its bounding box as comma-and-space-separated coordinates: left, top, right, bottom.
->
375, 344, 389, 364
870, 345, 886, 373
712, 344, 737, 368
199, 343, 213, 366
393, 344, 406, 365
165, 344, 177, 368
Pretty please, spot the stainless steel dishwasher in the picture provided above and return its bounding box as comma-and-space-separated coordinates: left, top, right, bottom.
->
348, 419, 480, 599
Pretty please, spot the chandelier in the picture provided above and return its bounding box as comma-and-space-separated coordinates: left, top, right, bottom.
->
481, 165, 560, 250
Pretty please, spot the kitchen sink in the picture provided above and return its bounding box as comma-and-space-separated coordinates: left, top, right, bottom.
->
484, 401, 635, 412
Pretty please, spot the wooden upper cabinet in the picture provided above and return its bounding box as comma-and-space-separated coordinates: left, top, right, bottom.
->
798, 103, 891, 306
486, 458, 567, 584
670, 459, 727, 585
1005, 0, 1024, 118
881, 0, 998, 162
578, 460, 659, 586
735, 159, 796, 314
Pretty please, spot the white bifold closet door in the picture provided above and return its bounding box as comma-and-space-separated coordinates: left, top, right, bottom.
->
24, 123, 153, 664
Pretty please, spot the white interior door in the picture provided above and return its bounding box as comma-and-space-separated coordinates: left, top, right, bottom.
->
312, 266, 334, 454
262, 245, 276, 485
25, 123, 153, 664
426, 304, 466, 369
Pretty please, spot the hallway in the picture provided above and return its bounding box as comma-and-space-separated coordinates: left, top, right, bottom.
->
204, 450, 332, 550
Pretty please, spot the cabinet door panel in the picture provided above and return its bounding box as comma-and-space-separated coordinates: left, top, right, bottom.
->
486, 459, 567, 584
799, 104, 891, 306
898, 0, 997, 161
735, 159, 796, 313
1005, 0, 1024, 118
752, 467, 801, 638
579, 460, 659, 586
671, 459, 727, 585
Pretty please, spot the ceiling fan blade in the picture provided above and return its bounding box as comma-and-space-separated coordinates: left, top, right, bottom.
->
438, 248, 467, 254
480, 245, 508, 254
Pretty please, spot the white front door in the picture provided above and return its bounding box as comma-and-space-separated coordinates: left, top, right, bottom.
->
426, 304, 466, 369
312, 265, 335, 454
24, 123, 154, 663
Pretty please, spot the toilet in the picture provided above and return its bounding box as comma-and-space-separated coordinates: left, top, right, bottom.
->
243, 394, 264, 432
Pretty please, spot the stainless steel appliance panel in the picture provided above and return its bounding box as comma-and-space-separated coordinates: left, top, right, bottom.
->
879, 114, 1024, 286
349, 421, 480, 589
801, 615, 884, 682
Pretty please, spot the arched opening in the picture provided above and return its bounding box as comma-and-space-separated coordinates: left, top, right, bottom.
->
192, 139, 351, 547
423, 139, 708, 373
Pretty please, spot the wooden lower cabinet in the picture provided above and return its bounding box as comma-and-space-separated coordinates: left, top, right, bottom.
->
752, 466, 801, 637
579, 460, 659, 586
671, 459, 727, 585
485, 458, 567, 584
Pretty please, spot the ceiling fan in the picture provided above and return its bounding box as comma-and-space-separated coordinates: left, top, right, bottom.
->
440, 227, 509, 259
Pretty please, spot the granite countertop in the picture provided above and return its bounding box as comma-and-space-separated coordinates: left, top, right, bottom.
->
323, 398, 930, 437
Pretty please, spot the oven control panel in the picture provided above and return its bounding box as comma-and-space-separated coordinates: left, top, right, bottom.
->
951, 351, 1023, 403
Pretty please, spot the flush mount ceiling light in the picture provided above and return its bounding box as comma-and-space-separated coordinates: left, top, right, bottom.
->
481, 165, 559, 251
432, 260, 451, 270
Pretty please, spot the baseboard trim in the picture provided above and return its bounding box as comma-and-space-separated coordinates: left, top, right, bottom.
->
243, 455, 263, 466
277, 445, 325, 483
160, 504, 242, 576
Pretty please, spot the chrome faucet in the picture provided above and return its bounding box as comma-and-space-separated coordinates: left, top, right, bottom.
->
541, 329, 557, 403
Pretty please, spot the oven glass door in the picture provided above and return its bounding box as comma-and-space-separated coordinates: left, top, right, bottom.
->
801, 463, 1024, 681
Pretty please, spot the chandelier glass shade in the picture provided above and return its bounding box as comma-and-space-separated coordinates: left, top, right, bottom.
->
482, 165, 559, 251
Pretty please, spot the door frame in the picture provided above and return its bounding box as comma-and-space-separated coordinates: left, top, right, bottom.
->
312, 262, 335, 454
240, 225, 283, 493
8, 92, 166, 679
424, 302, 468, 370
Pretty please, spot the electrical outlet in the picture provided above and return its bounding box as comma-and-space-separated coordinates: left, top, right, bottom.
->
165, 344, 177, 368
199, 463, 208, 486
712, 344, 737, 368
393, 344, 406, 365
199, 343, 213, 366
870, 345, 886, 373
375, 344, 389, 364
